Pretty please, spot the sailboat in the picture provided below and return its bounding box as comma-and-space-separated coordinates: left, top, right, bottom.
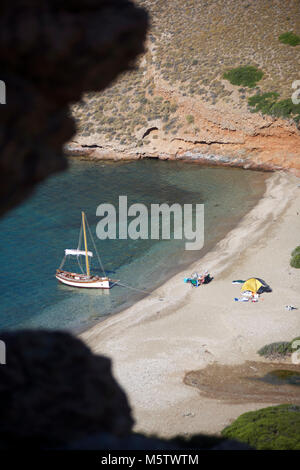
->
56, 212, 118, 289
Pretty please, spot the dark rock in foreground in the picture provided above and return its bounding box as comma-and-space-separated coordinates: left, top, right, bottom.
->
0, 0, 148, 215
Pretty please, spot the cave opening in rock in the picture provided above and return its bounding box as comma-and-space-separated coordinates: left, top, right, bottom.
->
142, 127, 158, 139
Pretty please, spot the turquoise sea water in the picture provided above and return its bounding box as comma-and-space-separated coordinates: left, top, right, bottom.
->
0, 160, 268, 332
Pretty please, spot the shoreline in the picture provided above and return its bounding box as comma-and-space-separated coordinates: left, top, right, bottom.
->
66, 147, 297, 175
74, 162, 267, 337
80, 170, 300, 437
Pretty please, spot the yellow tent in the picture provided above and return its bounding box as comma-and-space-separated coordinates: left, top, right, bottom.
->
241, 278, 263, 294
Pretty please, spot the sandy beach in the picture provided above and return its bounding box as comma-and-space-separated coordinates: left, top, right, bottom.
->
81, 171, 300, 438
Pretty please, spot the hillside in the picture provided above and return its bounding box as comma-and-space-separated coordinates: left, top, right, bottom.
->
68, 0, 300, 173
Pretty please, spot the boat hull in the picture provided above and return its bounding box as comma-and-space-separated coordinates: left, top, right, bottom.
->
56, 270, 114, 289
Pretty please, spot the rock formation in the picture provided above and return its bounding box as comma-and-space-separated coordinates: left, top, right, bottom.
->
67, 0, 300, 175
67, 98, 300, 174
0, 330, 252, 450
0, 0, 148, 216
0, 330, 134, 448
0, 0, 283, 451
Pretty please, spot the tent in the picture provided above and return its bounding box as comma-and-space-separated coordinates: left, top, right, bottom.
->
241, 278, 272, 294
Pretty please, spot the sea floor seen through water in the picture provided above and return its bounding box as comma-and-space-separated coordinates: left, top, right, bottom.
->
0, 159, 268, 332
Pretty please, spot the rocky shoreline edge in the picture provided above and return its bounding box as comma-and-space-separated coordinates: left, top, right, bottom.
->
64, 142, 299, 174
65, 112, 300, 175
64, 143, 283, 172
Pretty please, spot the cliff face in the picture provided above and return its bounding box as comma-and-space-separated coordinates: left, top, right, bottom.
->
68, 92, 300, 174
68, 0, 300, 174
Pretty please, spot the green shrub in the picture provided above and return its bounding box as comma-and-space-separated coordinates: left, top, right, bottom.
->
258, 337, 300, 358
222, 405, 300, 450
270, 99, 300, 119
279, 32, 300, 46
248, 93, 300, 123
291, 253, 300, 268
258, 341, 291, 358
248, 92, 278, 113
291, 337, 300, 351
291, 246, 300, 268
223, 66, 263, 88
186, 114, 194, 124
291, 246, 300, 257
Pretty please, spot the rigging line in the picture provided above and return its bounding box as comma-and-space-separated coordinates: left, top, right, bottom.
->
77, 255, 85, 274
77, 217, 87, 274
77, 221, 83, 251
85, 217, 106, 277
59, 255, 66, 270
76, 221, 84, 274
114, 281, 154, 295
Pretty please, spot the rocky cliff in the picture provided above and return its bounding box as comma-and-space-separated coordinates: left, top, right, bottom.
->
68, 0, 300, 174
67, 93, 300, 174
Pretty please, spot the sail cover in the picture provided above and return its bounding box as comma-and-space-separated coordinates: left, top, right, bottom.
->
65, 249, 93, 257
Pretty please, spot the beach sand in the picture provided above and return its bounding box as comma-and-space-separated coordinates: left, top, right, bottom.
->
81, 171, 300, 438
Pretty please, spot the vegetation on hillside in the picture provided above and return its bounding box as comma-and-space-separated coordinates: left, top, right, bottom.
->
186, 115, 194, 124
72, 69, 183, 147
291, 253, 300, 268
279, 31, 300, 46
222, 405, 300, 450
258, 336, 300, 359
248, 93, 300, 123
223, 66, 263, 88
290, 246, 300, 268
71, 0, 300, 145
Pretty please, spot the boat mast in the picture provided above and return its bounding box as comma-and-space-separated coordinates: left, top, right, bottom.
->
82, 211, 90, 277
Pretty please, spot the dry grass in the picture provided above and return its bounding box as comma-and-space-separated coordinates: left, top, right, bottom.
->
71, 0, 300, 145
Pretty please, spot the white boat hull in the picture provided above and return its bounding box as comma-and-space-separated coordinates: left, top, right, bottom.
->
56, 270, 115, 289
56, 213, 116, 290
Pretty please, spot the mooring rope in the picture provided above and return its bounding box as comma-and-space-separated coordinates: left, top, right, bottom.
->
115, 281, 156, 296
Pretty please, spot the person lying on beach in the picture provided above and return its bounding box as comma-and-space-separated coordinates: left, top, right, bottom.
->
185, 271, 213, 287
